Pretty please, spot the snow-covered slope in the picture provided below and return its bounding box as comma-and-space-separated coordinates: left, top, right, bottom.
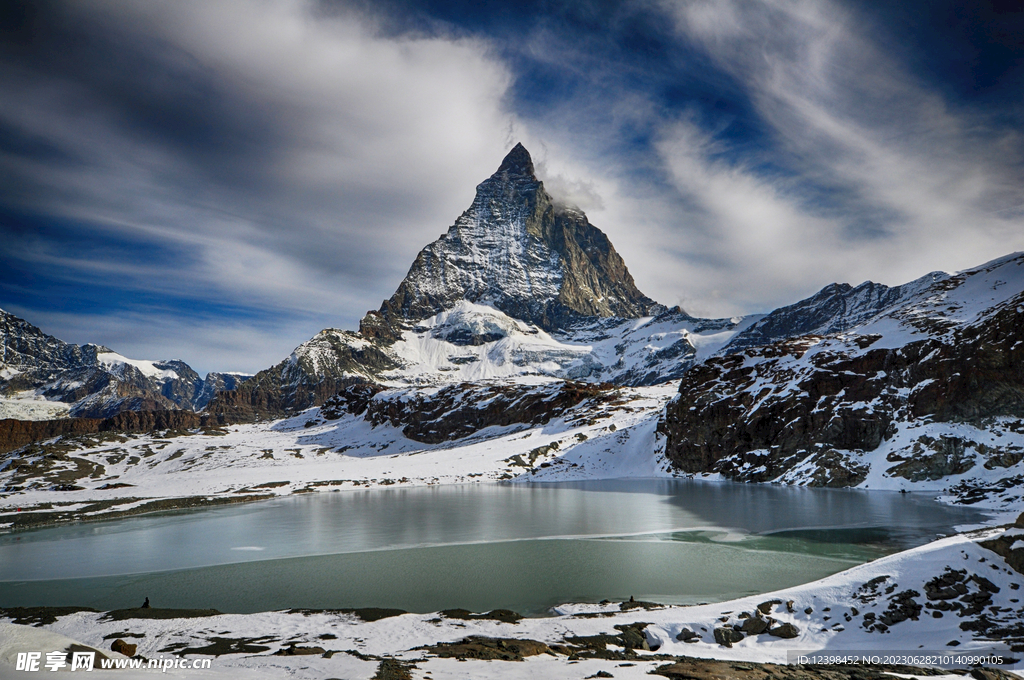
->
0, 383, 680, 529
383, 301, 757, 386
205, 300, 759, 421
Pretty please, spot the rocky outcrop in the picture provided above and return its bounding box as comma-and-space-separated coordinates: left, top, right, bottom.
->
0, 409, 222, 454
192, 372, 252, 411
204, 329, 398, 421
322, 380, 619, 444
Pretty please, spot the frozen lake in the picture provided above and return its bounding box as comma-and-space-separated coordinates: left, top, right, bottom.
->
0, 479, 989, 615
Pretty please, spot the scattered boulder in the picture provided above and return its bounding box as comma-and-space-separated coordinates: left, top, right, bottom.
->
675, 628, 700, 643
768, 622, 800, 639
740, 615, 769, 635
110, 639, 136, 657
619, 626, 649, 651
713, 627, 745, 647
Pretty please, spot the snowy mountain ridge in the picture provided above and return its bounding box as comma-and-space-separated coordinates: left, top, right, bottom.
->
660, 251, 1024, 498
0, 307, 250, 419
4, 143, 1023, 440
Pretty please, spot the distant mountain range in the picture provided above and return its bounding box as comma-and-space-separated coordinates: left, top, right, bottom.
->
0, 309, 250, 419
3, 143, 1024, 490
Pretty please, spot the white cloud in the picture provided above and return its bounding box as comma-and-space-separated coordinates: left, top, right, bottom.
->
641, 0, 1024, 314
1, 0, 521, 331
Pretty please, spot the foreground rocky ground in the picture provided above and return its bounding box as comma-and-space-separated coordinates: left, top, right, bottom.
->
3, 519, 1024, 679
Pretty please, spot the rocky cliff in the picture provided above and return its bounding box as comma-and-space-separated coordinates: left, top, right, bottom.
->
660, 253, 1024, 488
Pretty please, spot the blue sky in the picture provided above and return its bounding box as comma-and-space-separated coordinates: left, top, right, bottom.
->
1, 0, 1023, 375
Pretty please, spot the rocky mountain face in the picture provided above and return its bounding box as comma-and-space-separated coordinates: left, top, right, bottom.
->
208, 329, 397, 421
0, 308, 249, 419
370, 143, 660, 338
659, 253, 1024, 489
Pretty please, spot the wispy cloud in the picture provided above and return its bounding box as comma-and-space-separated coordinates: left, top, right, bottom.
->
648, 0, 1024, 313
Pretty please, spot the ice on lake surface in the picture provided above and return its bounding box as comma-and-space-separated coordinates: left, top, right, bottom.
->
0, 479, 989, 615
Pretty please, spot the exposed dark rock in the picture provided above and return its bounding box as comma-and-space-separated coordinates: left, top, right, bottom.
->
439, 609, 524, 624
323, 380, 619, 444
162, 636, 275, 656
713, 627, 745, 646
924, 568, 969, 600
675, 628, 699, 642
0, 410, 225, 454
740, 614, 769, 635
878, 590, 923, 626
0, 606, 99, 626
99, 608, 222, 621
420, 636, 556, 661
284, 607, 407, 622
274, 644, 326, 656
619, 598, 663, 611
768, 622, 800, 638
980, 522, 1024, 575
886, 436, 976, 481
616, 624, 650, 651
110, 639, 137, 657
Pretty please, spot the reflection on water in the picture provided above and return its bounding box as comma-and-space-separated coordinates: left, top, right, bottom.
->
0, 479, 991, 615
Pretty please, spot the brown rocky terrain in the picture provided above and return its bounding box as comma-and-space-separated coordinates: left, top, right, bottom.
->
0, 409, 227, 455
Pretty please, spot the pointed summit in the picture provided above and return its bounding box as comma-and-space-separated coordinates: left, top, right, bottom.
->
496, 142, 535, 177
365, 144, 659, 337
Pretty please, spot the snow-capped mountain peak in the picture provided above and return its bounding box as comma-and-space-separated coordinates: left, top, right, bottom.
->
375, 143, 659, 334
